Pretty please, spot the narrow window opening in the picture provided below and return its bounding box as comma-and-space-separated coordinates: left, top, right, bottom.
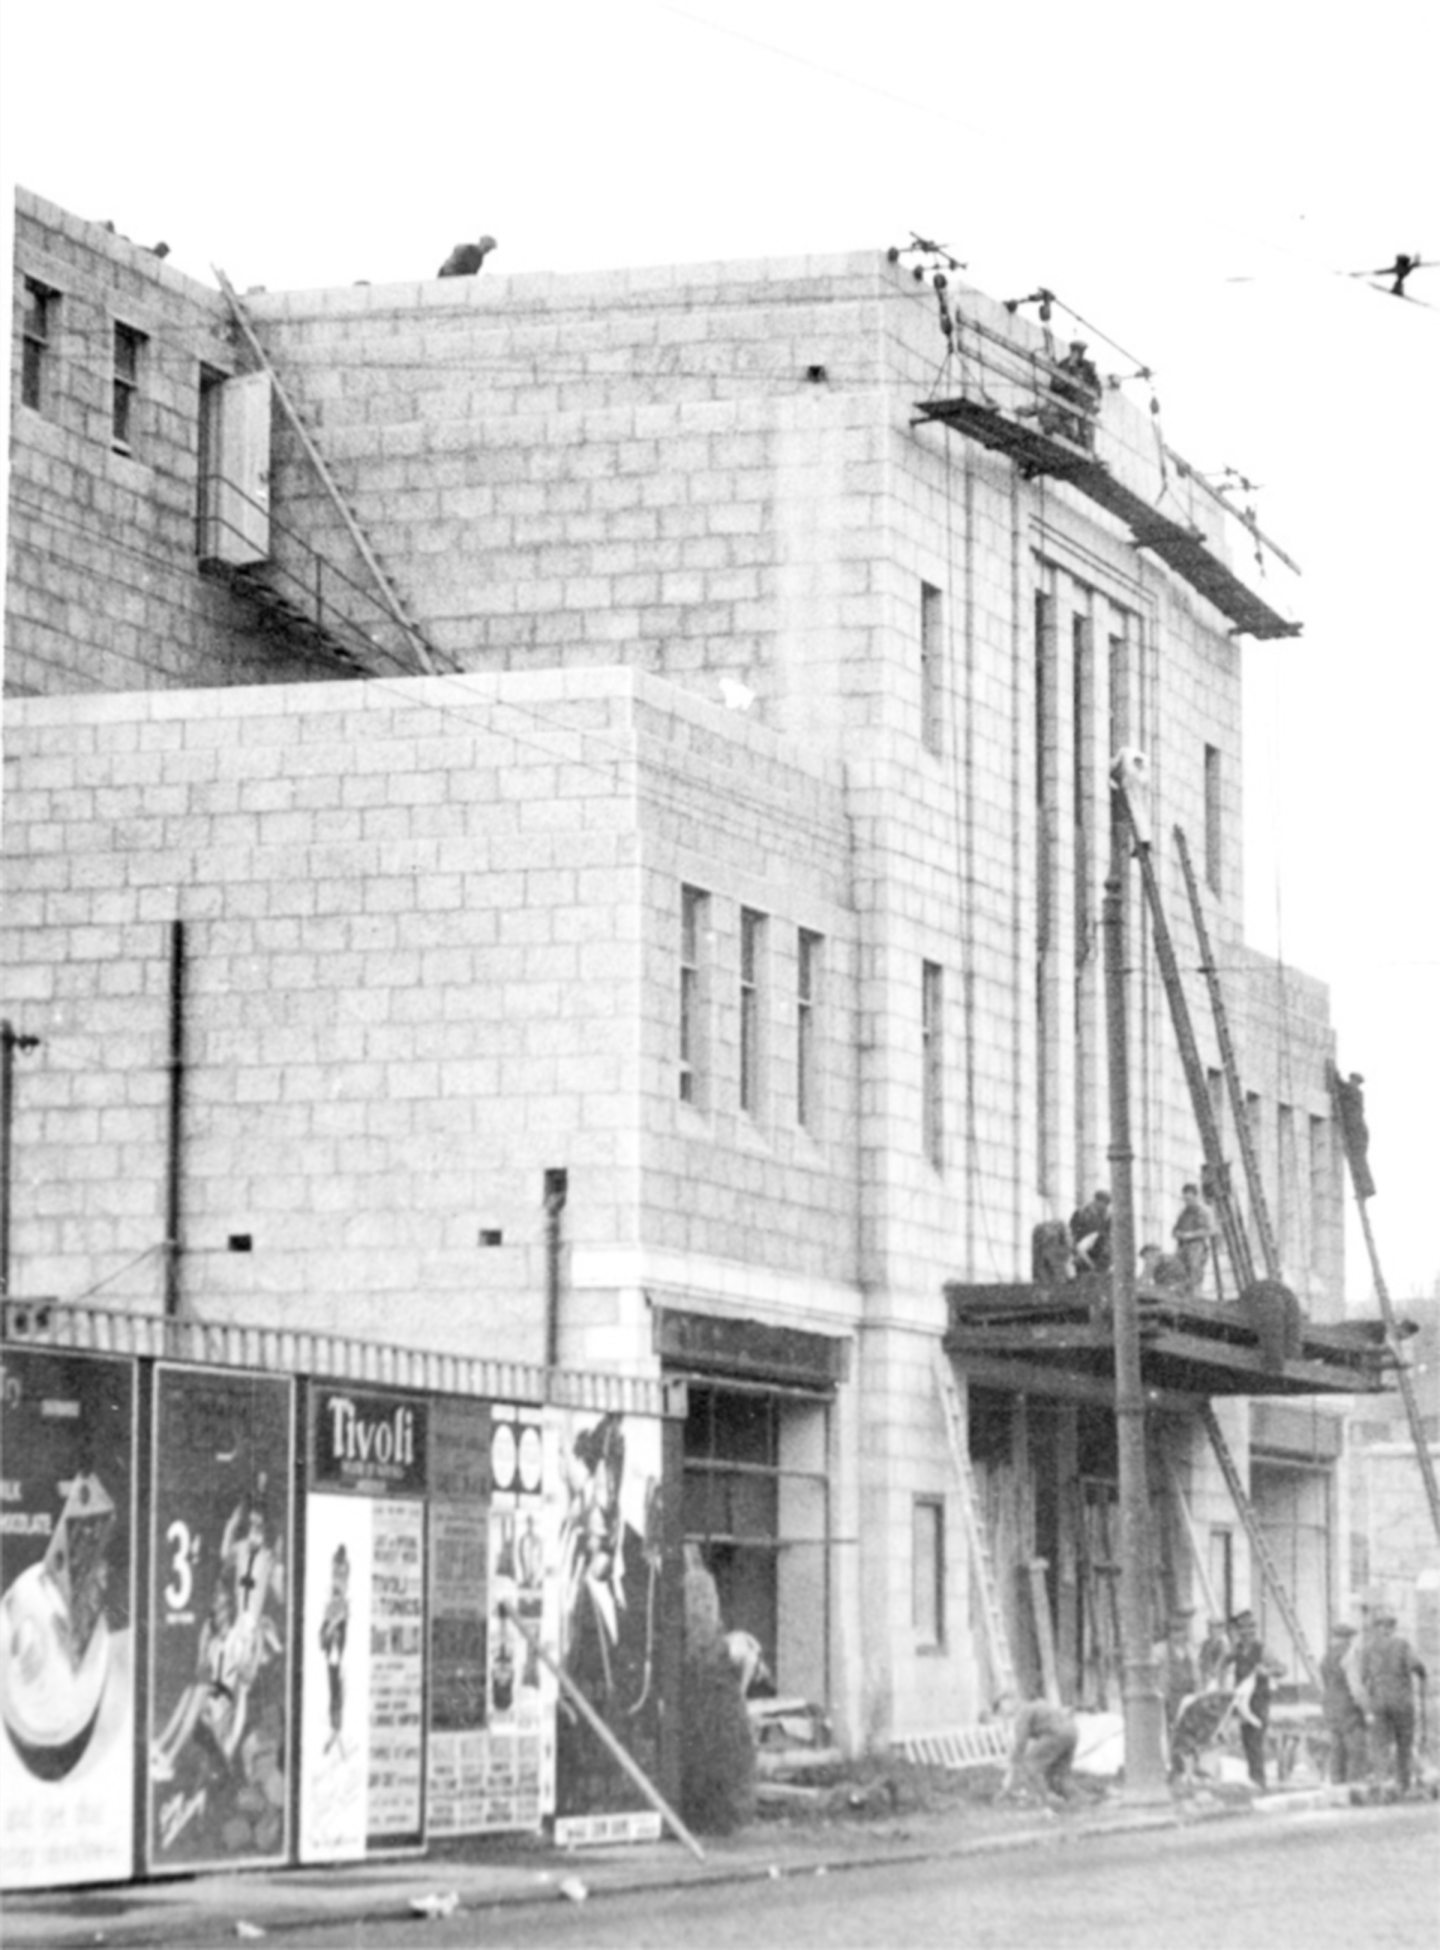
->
22, 278, 57, 412
923, 960, 945, 1170
913, 1497, 945, 1647
1204, 744, 1223, 894
112, 322, 146, 451
680, 885, 709, 1108
921, 581, 944, 754
797, 929, 822, 1132
740, 909, 766, 1118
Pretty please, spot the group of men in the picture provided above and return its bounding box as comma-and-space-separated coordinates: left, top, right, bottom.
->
1320, 1609, 1429, 1792
1164, 1609, 1283, 1789
1165, 1605, 1428, 1795
1001, 1601, 1428, 1804
1033, 1182, 1216, 1297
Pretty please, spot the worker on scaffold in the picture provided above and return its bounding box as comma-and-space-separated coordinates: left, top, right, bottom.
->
1172, 1182, 1216, 1296
1048, 340, 1102, 448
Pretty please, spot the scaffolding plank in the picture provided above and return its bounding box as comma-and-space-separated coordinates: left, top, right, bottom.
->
916, 396, 1300, 640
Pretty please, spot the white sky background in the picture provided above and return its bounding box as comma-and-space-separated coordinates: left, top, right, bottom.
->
1, 0, 1435, 1303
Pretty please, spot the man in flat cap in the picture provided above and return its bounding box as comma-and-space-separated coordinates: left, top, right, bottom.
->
1319, 1621, 1368, 1783
1360, 1610, 1427, 1794
1226, 1610, 1284, 1790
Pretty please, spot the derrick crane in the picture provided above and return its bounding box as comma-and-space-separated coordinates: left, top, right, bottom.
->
1109, 752, 1320, 1688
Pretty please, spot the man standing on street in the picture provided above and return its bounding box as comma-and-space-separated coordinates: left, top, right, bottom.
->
1227, 1610, 1284, 1790
1319, 1621, 1368, 1783
1360, 1610, 1427, 1793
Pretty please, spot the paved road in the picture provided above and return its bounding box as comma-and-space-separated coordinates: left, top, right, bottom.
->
253, 1804, 1437, 1950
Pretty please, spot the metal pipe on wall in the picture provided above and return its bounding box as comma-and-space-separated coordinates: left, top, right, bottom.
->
1, 1020, 42, 1299
543, 1167, 569, 1369
164, 920, 185, 1319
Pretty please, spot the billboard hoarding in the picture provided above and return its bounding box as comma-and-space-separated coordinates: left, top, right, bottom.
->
146, 1366, 294, 1873
0, 1349, 138, 1891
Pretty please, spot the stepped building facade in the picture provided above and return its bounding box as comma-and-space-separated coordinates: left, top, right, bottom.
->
4, 190, 1397, 1863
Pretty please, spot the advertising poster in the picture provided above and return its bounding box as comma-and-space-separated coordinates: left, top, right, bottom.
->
300, 1387, 427, 1860
367, 1498, 425, 1846
554, 1408, 663, 1829
147, 1366, 293, 1873
298, 1493, 372, 1862
480, 1405, 553, 1830
0, 1348, 137, 1891
426, 1398, 489, 1836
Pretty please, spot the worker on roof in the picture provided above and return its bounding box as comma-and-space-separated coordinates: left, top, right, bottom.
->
1049, 341, 1102, 448
1069, 1189, 1112, 1273
1172, 1182, 1215, 1296
1031, 1217, 1074, 1287
437, 234, 498, 277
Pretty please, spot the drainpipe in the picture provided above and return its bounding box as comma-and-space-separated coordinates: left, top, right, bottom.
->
1, 1021, 42, 1299
543, 1168, 569, 1370
1103, 807, 1168, 1802
164, 921, 186, 1319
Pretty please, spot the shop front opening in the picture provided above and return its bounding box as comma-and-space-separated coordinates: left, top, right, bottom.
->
679, 1380, 832, 1705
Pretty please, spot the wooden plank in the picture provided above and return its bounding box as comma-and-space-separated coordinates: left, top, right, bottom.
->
1143, 1326, 1387, 1394
949, 1353, 1199, 1413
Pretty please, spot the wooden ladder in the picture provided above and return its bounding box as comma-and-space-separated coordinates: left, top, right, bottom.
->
932, 1348, 1019, 1702
1199, 1402, 1319, 1688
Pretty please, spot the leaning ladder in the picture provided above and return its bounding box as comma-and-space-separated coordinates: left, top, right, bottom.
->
1199, 1402, 1319, 1689
932, 1348, 1019, 1702
1173, 826, 1283, 1281
1328, 1065, 1440, 1545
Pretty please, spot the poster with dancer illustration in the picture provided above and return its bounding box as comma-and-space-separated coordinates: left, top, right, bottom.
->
300, 1385, 427, 1860
298, 1493, 372, 1861
0, 1348, 138, 1891
146, 1366, 293, 1872
553, 1409, 663, 1825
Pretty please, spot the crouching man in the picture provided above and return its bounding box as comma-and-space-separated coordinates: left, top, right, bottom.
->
999, 1695, 1078, 1805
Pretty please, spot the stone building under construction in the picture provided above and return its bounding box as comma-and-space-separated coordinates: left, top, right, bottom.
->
3, 188, 1403, 1833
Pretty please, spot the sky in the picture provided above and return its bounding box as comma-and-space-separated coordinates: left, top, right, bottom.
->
1, 0, 1435, 1304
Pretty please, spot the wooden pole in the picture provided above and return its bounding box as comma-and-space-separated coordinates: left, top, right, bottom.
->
498, 1602, 706, 1861
1103, 797, 1169, 1804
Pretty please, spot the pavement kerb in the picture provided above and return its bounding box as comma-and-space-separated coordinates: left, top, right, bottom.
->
0, 1794, 1286, 1950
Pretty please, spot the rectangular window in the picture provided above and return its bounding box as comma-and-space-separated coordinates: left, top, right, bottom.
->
1107, 628, 1130, 755
920, 581, 944, 754
679, 885, 709, 1108
913, 1498, 945, 1647
797, 929, 822, 1132
1277, 1102, 1297, 1268
1309, 1114, 1330, 1285
112, 322, 146, 450
1204, 744, 1223, 894
740, 908, 766, 1117
21, 278, 57, 411
923, 960, 944, 1170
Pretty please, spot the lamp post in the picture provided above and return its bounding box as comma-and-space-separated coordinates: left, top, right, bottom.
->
1102, 800, 1169, 1803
